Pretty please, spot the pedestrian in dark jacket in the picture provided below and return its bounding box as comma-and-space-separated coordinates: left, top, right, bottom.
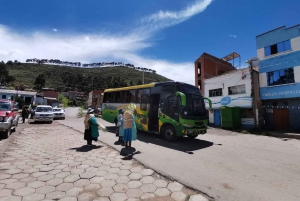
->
21, 106, 28, 123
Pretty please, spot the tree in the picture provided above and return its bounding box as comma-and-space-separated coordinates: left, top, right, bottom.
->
34, 74, 46, 91
129, 80, 133, 86
137, 80, 143, 85
0, 61, 15, 85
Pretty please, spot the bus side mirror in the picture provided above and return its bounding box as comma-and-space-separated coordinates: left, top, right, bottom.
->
175, 92, 186, 106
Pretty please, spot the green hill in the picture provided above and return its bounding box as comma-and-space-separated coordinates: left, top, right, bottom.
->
6, 63, 171, 93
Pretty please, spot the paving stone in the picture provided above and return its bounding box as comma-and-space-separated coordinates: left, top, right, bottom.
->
109, 192, 128, 201
140, 193, 155, 200
140, 184, 156, 193
40, 167, 55, 172
127, 198, 140, 201
86, 167, 99, 173
31, 172, 47, 178
140, 169, 154, 176
36, 186, 56, 194
93, 197, 110, 201
115, 176, 130, 184
74, 179, 90, 187
167, 182, 183, 192
104, 174, 118, 180
0, 195, 22, 201
78, 192, 97, 201
113, 184, 129, 193
48, 170, 62, 175
22, 193, 45, 201
153, 180, 168, 188
90, 177, 105, 184
46, 191, 66, 200
34, 165, 48, 169
140, 176, 155, 184
98, 166, 111, 171
38, 175, 55, 182
117, 170, 130, 176
110, 163, 122, 168
55, 165, 69, 170
100, 180, 116, 188
70, 169, 85, 175
0, 174, 11, 180
155, 188, 171, 196
59, 197, 77, 201
64, 175, 80, 183
61, 160, 74, 165
80, 172, 96, 179
56, 183, 74, 192
127, 181, 143, 189
95, 171, 108, 177
56, 172, 71, 178
5, 169, 22, 175
0, 189, 12, 197
66, 187, 83, 196
28, 181, 46, 189
102, 161, 113, 166
13, 187, 35, 196
42, 160, 55, 165
189, 194, 209, 201
68, 162, 81, 168
126, 189, 143, 198
11, 173, 29, 179
108, 168, 120, 174
19, 176, 37, 183
0, 184, 4, 189
130, 167, 143, 173
77, 165, 90, 169
4, 182, 25, 190
171, 191, 188, 201
128, 173, 142, 180
0, 179, 18, 184
97, 186, 114, 197
84, 184, 101, 191
16, 165, 32, 170
46, 178, 64, 186
121, 161, 133, 165
49, 163, 60, 167
27, 161, 41, 166
23, 168, 39, 174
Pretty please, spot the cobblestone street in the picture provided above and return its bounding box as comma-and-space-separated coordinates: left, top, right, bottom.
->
0, 122, 208, 201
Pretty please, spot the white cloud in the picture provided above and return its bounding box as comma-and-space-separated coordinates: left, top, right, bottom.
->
0, 0, 213, 83
229, 35, 236, 38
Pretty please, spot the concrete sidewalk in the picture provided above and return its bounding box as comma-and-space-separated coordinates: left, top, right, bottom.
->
0, 122, 209, 201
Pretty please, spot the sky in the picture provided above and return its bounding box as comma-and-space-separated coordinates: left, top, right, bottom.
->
0, 0, 300, 85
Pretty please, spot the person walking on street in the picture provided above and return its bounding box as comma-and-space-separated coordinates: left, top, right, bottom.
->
84, 108, 99, 146
21, 106, 28, 123
117, 109, 124, 142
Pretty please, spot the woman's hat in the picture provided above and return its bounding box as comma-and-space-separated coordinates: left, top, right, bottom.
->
119, 109, 123, 113
87, 108, 94, 114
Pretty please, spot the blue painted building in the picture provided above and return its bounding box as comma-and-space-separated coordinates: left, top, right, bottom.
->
256, 25, 300, 131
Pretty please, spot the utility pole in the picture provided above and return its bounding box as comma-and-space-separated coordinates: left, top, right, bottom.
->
250, 61, 257, 129
142, 69, 144, 84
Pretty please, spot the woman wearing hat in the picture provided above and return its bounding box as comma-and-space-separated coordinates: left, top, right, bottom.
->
84, 108, 99, 146
117, 109, 124, 142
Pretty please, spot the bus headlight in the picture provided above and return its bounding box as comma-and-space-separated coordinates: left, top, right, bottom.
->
183, 124, 193, 128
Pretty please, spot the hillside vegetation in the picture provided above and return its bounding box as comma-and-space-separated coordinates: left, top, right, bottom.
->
7, 63, 171, 93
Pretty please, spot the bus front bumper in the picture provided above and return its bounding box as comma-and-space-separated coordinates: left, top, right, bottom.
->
182, 128, 207, 135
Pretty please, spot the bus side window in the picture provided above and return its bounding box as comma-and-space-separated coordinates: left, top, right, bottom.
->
136, 89, 142, 103
126, 91, 131, 103
130, 90, 136, 103
141, 94, 148, 111
103, 93, 111, 103
114, 92, 120, 103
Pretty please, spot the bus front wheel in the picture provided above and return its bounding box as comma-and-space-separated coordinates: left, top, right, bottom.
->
162, 125, 177, 141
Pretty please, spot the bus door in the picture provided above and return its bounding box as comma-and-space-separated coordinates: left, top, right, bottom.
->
148, 94, 160, 132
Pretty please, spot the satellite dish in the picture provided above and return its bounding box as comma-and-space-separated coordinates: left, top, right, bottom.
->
246, 57, 260, 66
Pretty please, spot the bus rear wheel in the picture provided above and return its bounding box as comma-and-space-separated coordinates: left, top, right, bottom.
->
162, 125, 177, 141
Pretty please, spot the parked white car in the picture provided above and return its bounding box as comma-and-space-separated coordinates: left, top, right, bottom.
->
28, 105, 54, 124
53, 108, 65, 120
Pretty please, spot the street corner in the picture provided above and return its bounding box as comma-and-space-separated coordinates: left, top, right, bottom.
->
0, 122, 211, 201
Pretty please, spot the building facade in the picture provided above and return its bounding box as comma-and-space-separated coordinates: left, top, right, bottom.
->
87, 90, 104, 108
195, 53, 236, 95
204, 68, 261, 128
256, 25, 300, 131
0, 89, 36, 105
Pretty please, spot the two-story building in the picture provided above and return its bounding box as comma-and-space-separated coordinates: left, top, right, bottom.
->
204, 67, 261, 128
256, 25, 300, 131
0, 89, 36, 105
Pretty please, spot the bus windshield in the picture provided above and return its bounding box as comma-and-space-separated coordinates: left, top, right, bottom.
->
176, 84, 206, 120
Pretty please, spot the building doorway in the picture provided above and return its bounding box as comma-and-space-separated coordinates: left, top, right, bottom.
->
214, 109, 221, 127
273, 109, 289, 130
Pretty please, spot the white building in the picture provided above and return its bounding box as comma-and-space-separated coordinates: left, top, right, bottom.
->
204, 68, 258, 128
0, 89, 37, 105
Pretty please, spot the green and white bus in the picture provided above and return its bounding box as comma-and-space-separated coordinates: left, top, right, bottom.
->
102, 81, 211, 141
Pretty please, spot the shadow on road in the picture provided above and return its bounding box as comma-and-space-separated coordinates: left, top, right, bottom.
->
69, 145, 102, 152
105, 126, 214, 153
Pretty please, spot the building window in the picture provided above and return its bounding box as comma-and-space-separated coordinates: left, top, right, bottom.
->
209, 88, 222, 97
2, 95, 6, 99
228, 84, 246, 95
264, 40, 291, 56
267, 68, 295, 86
